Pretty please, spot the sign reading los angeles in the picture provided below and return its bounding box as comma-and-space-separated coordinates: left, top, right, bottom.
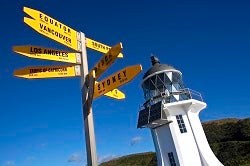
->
86, 38, 123, 58
93, 65, 142, 99
13, 45, 81, 64
23, 7, 80, 51
91, 43, 122, 79
14, 65, 81, 79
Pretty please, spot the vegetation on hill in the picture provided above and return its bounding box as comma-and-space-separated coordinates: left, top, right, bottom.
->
100, 118, 250, 166
203, 118, 250, 166
99, 152, 156, 166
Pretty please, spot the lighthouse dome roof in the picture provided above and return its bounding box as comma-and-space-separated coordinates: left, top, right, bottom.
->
143, 56, 179, 80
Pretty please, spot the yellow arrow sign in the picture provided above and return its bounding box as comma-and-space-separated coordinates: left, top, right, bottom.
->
93, 64, 142, 99
91, 42, 122, 79
13, 45, 81, 64
23, 7, 80, 52
14, 65, 81, 79
93, 81, 125, 100
103, 89, 125, 100
86, 38, 123, 58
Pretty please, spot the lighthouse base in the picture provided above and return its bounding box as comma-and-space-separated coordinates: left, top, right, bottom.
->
151, 99, 223, 166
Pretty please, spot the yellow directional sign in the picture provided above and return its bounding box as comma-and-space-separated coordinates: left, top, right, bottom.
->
103, 89, 125, 100
94, 81, 125, 99
91, 42, 122, 79
23, 7, 80, 52
13, 45, 81, 64
86, 38, 123, 58
93, 64, 142, 99
14, 65, 81, 79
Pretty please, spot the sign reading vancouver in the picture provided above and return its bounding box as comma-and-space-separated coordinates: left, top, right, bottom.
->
23, 7, 80, 51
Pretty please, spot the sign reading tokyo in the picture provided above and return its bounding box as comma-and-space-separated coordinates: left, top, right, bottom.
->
93, 65, 142, 98
23, 7, 80, 51
91, 43, 122, 79
13, 45, 80, 64
14, 65, 81, 79
86, 38, 123, 58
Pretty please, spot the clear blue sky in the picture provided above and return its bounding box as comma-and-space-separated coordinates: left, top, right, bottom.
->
0, 0, 250, 165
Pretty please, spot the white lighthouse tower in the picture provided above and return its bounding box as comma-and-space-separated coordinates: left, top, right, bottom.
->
137, 56, 223, 166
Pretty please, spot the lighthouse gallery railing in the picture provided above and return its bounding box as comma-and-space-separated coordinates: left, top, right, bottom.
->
137, 88, 203, 128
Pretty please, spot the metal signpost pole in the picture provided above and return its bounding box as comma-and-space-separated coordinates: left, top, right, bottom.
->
79, 32, 98, 166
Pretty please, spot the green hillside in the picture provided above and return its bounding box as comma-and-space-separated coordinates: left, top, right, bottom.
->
100, 118, 250, 166
203, 118, 250, 166
100, 152, 156, 166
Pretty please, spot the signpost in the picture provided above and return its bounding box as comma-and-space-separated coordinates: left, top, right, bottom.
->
13, 6, 142, 166
80, 33, 98, 166
13, 45, 81, 64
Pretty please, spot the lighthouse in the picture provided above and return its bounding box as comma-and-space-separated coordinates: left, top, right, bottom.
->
137, 56, 223, 166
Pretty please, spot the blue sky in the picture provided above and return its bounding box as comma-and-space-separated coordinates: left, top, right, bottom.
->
0, 0, 250, 165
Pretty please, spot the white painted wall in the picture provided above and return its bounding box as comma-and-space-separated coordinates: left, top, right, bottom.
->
185, 100, 223, 166
151, 100, 223, 166
151, 125, 180, 166
163, 103, 202, 166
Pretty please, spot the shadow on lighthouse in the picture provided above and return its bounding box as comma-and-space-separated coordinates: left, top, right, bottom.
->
137, 56, 223, 166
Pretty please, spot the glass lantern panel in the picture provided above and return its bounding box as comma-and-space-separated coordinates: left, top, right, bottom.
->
156, 73, 165, 93
142, 79, 150, 100
164, 72, 172, 85
172, 72, 185, 90
149, 75, 156, 90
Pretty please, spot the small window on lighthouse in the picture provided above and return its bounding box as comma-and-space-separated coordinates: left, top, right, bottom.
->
176, 115, 187, 133
168, 152, 177, 166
